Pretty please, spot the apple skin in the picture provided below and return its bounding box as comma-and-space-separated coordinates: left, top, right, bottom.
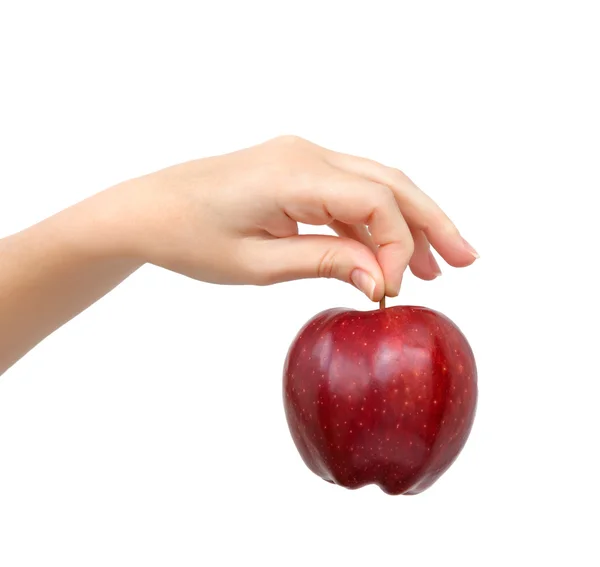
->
283, 305, 477, 495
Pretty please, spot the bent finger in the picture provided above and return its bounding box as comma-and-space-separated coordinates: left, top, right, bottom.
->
325, 152, 478, 267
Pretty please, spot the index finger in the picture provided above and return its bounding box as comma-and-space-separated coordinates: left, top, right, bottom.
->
285, 170, 415, 297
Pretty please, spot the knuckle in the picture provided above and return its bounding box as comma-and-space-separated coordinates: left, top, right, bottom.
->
403, 236, 416, 257
317, 247, 338, 279
425, 213, 459, 238
268, 136, 317, 188
370, 183, 395, 207
393, 230, 415, 257
275, 134, 307, 148
387, 166, 408, 184
391, 237, 414, 264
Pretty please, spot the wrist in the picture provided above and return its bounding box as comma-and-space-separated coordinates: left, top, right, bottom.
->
51, 181, 147, 265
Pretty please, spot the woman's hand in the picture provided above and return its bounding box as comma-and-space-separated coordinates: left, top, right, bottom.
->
0, 135, 477, 374
112, 135, 478, 301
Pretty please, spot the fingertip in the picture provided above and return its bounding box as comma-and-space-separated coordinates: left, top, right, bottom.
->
362, 270, 386, 302
376, 242, 413, 299
430, 231, 480, 268
386, 288, 400, 299
370, 280, 388, 303
409, 265, 441, 281
384, 272, 402, 298
350, 268, 377, 301
461, 236, 480, 259
444, 253, 478, 268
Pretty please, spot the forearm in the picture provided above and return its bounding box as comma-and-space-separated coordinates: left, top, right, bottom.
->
0, 185, 143, 375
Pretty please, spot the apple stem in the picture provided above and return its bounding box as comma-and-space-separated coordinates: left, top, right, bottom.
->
379, 296, 386, 310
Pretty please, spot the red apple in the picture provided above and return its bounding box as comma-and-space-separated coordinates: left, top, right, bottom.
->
283, 304, 477, 495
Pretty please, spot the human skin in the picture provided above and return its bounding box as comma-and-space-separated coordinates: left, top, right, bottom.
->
0, 136, 478, 375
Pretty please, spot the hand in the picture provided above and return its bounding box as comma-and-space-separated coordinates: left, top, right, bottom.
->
112, 136, 478, 301
0, 135, 478, 373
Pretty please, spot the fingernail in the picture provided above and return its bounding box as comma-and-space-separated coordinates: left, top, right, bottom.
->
350, 269, 376, 300
462, 237, 480, 259
428, 251, 442, 277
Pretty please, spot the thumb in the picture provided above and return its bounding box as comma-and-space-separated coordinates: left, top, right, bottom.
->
252, 235, 385, 301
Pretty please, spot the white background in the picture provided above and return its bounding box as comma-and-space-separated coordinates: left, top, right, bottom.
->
1, 1, 599, 565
